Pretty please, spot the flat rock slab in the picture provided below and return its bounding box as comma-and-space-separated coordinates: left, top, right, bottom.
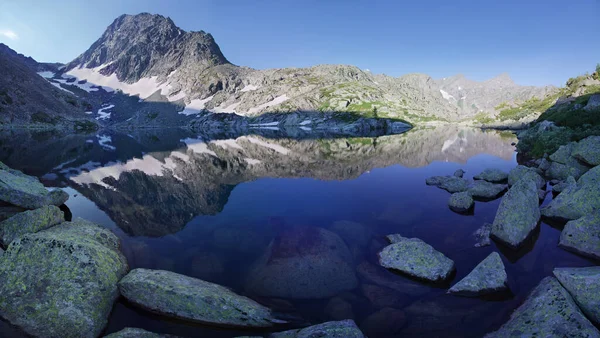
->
119, 268, 282, 328
448, 252, 508, 297
0, 205, 64, 246
508, 165, 537, 186
490, 176, 540, 249
572, 136, 600, 166
0, 169, 68, 209
0, 218, 128, 338
468, 181, 507, 200
426, 176, 470, 193
485, 277, 600, 337
473, 168, 508, 183
270, 319, 365, 338
378, 235, 455, 282
448, 192, 474, 213
104, 328, 179, 337
554, 267, 600, 325
542, 165, 600, 221
559, 212, 600, 260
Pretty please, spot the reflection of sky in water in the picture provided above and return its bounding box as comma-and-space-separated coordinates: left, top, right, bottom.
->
0, 127, 594, 337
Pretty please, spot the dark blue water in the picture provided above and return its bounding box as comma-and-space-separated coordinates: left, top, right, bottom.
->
0, 126, 594, 337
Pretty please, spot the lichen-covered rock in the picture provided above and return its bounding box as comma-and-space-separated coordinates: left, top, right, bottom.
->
467, 181, 507, 200
0, 204, 25, 222
552, 176, 576, 194
490, 177, 540, 248
507, 165, 542, 187
269, 319, 365, 338
473, 168, 508, 183
378, 235, 455, 282
546, 143, 591, 180
245, 226, 357, 299
473, 223, 492, 247
485, 277, 599, 337
538, 157, 551, 172
426, 175, 470, 193
554, 267, 600, 325
0, 218, 128, 338
448, 252, 508, 296
104, 327, 178, 338
0, 205, 64, 246
448, 192, 474, 213
541, 166, 600, 221
120, 269, 282, 328
558, 212, 600, 260
0, 169, 69, 209
453, 169, 465, 178
572, 136, 600, 166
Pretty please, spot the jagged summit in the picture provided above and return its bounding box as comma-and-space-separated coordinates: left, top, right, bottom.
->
66, 13, 229, 83
485, 72, 515, 86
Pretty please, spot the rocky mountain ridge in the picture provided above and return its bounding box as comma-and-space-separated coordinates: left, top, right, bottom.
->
38, 13, 558, 127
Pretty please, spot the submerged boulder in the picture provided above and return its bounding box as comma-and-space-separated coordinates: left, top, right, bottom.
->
244, 226, 357, 299
0, 218, 128, 338
467, 181, 507, 200
453, 169, 466, 178
104, 328, 177, 338
558, 212, 600, 260
448, 252, 508, 297
554, 267, 600, 325
378, 235, 455, 282
473, 223, 492, 247
473, 168, 508, 183
0, 169, 68, 209
541, 166, 600, 221
485, 277, 599, 337
572, 136, 600, 166
119, 269, 282, 328
448, 192, 474, 213
490, 176, 540, 248
426, 176, 469, 193
270, 319, 364, 338
0, 205, 64, 246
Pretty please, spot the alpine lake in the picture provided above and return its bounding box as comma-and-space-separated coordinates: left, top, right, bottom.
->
0, 125, 595, 337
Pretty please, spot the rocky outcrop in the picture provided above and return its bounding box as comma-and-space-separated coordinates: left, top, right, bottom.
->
558, 212, 600, 260
448, 192, 474, 213
269, 319, 364, 338
0, 169, 68, 209
554, 267, 600, 325
490, 176, 540, 248
486, 277, 599, 337
473, 168, 508, 183
572, 136, 600, 166
541, 165, 600, 221
244, 226, 357, 299
546, 143, 591, 181
119, 269, 282, 328
0, 218, 128, 337
0, 205, 64, 246
378, 235, 455, 282
448, 252, 508, 297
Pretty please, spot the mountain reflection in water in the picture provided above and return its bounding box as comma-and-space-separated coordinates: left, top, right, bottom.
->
1, 126, 588, 338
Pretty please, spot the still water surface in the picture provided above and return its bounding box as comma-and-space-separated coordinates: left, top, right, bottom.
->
0, 126, 594, 337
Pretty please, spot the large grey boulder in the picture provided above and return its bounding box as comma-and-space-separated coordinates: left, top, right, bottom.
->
508, 165, 537, 186
572, 136, 600, 166
448, 192, 474, 213
473, 168, 508, 183
552, 176, 576, 194
490, 176, 540, 248
0, 205, 64, 246
426, 176, 469, 193
559, 212, 600, 260
0, 204, 25, 222
104, 328, 178, 337
0, 218, 128, 338
546, 143, 591, 180
584, 94, 600, 112
467, 181, 507, 200
0, 169, 68, 209
541, 165, 600, 221
485, 277, 600, 337
448, 252, 508, 297
378, 235, 455, 282
269, 319, 364, 338
119, 269, 282, 328
245, 226, 357, 299
554, 267, 600, 325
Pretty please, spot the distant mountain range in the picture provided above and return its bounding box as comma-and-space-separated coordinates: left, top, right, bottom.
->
1, 13, 560, 128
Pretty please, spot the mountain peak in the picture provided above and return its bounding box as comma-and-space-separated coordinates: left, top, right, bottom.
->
486, 72, 515, 86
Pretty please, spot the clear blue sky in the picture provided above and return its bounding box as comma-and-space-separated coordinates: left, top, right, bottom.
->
0, 0, 598, 86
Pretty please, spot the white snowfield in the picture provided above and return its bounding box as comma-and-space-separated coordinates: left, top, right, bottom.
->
440, 89, 456, 102
240, 84, 259, 92
243, 136, 290, 155
96, 105, 115, 121
181, 138, 217, 156
180, 96, 214, 116
246, 95, 289, 115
